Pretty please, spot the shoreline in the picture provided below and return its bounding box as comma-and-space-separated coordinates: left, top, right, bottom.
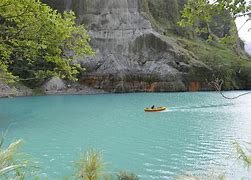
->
1, 89, 251, 99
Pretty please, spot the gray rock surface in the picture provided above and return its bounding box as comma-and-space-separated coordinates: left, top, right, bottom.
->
42, 77, 66, 92
0, 81, 32, 97
42, 76, 106, 95
0, 0, 247, 97
59, 0, 211, 92
40, 0, 246, 92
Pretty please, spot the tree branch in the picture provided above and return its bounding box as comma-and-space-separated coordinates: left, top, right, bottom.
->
234, 11, 251, 18
209, 77, 251, 99
238, 18, 250, 31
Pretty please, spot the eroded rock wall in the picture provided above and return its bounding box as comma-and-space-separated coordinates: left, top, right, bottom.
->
41, 0, 234, 92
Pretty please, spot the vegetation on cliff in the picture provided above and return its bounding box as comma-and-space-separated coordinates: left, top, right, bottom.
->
0, 0, 251, 92
178, 0, 250, 42
0, 0, 93, 86
139, 0, 251, 90
178, 0, 251, 89
177, 38, 251, 89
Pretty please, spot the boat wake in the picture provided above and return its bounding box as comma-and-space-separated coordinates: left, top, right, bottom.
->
170, 103, 234, 112
159, 109, 172, 113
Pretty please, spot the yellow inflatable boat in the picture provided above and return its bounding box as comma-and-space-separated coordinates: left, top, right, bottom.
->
144, 106, 166, 112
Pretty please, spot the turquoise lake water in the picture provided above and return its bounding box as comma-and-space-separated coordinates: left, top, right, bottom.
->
0, 92, 251, 179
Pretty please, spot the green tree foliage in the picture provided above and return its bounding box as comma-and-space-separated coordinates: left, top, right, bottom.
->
0, 0, 94, 84
178, 0, 251, 43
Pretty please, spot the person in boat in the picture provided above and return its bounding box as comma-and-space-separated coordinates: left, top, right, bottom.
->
151, 105, 155, 109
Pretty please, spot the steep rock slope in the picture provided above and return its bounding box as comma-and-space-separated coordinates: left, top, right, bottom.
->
42, 0, 251, 92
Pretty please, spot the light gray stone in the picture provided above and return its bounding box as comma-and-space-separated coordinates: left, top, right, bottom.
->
42, 77, 66, 92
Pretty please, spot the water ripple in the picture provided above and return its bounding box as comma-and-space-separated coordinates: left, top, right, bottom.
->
0, 92, 251, 179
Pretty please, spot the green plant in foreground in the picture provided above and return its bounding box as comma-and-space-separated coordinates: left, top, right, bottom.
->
75, 149, 107, 180
117, 171, 139, 180
233, 141, 251, 167
1, 133, 250, 179
0, 135, 27, 178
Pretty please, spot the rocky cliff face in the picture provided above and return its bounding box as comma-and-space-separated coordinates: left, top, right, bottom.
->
42, 0, 250, 92
0, 81, 32, 98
